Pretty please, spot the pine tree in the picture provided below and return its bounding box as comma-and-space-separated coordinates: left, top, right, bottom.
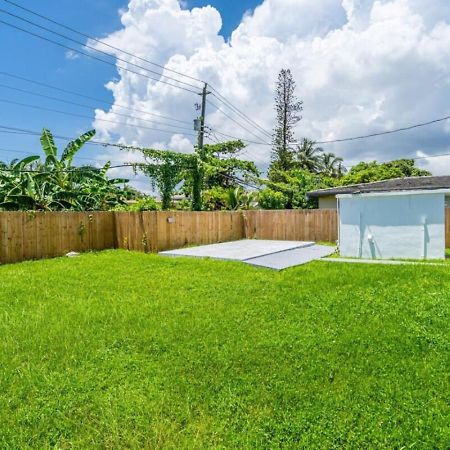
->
269, 69, 303, 178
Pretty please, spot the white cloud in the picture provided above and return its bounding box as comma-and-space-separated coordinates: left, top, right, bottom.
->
91, 0, 450, 186
65, 50, 80, 60
415, 150, 450, 176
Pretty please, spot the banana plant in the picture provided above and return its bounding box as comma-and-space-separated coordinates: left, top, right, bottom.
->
0, 128, 133, 211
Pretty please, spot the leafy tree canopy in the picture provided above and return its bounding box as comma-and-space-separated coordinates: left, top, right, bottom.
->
132, 148, 194, 210
261, 169, 336, 209
340, 159, 431, 185
199, 140, 260, 189
131, 140, 259, 211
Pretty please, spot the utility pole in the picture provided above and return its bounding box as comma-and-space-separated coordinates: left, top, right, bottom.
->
192, 83, 209, 211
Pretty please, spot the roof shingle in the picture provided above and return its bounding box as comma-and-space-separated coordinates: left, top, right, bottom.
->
308, 176, 450, 197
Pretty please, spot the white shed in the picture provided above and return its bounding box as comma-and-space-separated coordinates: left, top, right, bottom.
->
338, 189, 449, 260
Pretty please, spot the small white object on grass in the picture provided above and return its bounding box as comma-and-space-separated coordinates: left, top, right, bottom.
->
66, 251, 80, 258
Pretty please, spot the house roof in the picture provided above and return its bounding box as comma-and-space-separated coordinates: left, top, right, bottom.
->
308, 176, 450, 198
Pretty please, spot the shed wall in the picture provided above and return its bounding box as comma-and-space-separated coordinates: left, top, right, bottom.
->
339, 193, 445, 259
318, 195, 337, 209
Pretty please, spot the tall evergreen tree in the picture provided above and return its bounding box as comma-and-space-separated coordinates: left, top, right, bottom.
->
269, 69, 303, 178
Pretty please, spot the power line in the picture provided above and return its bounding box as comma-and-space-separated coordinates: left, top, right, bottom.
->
0, 145, 128, 167
1, 0, 206, 86
4, 3, 448, 148
0, 71, 193, 126
313, 115, 450, 144
3, 119, 450, 166
209, 89, 273, 139
0, 124, 264, 160
0, 125, 137, 150
205, 86, 450, 147
0, 125, 196, 169
207, 127, 269, 146
0, 98, 198, 137
1, 2, 275, 147
0, 82, 195, 133
0, 18, 199, 95
0, 7, 202, 92
207, 99, 272, 144
0, 163, 134, 174
209, 113, 450, 147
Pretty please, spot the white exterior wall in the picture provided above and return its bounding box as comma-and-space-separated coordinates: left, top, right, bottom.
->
339, 193, 445, 260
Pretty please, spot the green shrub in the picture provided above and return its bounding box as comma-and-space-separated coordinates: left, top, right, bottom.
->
175, 199, 192, 211
202, 187, 229, 211
258, 188, 288, 210
112, 197, 159, 212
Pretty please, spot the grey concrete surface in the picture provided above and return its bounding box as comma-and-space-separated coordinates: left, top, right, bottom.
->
160, 239, 314, 261
160, 239, 336, 269
245, 245, 337, 270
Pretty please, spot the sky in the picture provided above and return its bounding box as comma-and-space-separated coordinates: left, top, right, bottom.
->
1, 0, 450, 192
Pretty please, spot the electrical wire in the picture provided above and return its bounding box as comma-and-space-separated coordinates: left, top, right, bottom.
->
313, 115, 450, 144
0, 18, 200, 95
0, 163, 134, 174
207, 127, 269, 146
0, 7, 202, 91
209, 112, 450, 147
207, 87, 450, 147
0, 71, 193, 126
4, 3, 448, 148
209, 88, 273, 140
0, 98, 198, 137
0, 82, 195, 132
207, 99, 272, 144
1, 0, 206, 85
0, 145, 129, 166
0, 125, 142, 150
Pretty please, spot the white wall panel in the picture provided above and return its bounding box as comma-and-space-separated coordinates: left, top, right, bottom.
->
339, 193, 445, 260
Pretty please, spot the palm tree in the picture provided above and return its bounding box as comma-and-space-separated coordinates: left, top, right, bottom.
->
321, 152, 346, 178
294, 138, 324, 173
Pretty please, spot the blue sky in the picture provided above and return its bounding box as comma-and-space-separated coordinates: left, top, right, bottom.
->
0, 0, 261, 165
2, 0, 450, 179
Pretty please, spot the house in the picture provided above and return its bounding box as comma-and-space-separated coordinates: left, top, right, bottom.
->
308, 176, 450, 260
308, 176, 450, 209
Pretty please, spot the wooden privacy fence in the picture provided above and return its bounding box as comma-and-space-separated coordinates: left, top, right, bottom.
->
2, 209, 450, 264
243, 209, 338, 243
0, 209, 339, 264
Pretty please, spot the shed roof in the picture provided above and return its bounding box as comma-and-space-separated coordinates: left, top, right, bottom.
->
308, 176, 450, 198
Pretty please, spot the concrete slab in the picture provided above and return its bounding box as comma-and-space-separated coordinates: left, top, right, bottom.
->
245, 245, 336, 270
160, 239, 314, 261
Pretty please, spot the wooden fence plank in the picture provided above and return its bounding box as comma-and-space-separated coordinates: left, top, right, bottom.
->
2, 208, 449, 264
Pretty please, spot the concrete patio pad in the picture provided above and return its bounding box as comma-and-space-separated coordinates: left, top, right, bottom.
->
160, 239, 314, 261
160, 239, 336, 270
245, 245, 336, 270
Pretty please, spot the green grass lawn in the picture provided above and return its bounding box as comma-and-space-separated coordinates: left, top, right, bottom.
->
0, 251, 449, 449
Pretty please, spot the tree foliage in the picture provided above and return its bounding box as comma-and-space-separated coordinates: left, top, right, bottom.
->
133, 149, 193, 210
293, 138, 324, 173
132, 140, 259, 211
258, 188, 288, 210
0, 129, 133, 211
340, 159, 431, 185
270, 69, 303, 176
321, 152, 346, 178
260, 169, 336, 210
199, 140, 260, 189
